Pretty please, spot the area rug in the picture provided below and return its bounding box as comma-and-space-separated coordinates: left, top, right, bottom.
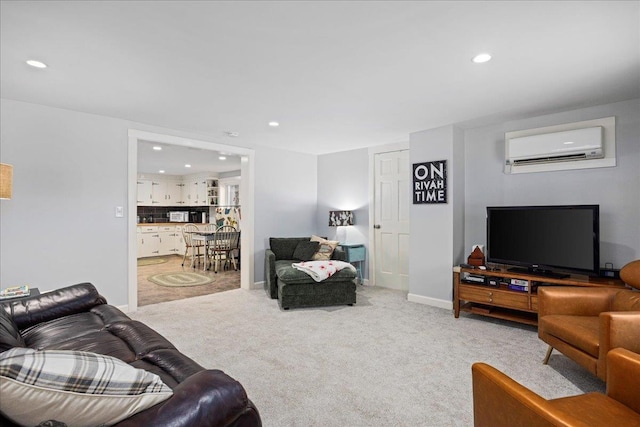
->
137, 257, 169, 266
147, 272, 214, 287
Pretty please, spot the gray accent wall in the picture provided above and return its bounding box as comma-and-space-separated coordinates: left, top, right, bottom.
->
409, 125, 465, 305
464, 98, 640, 270
317, 148, 370, 278
253, 146, 318, 282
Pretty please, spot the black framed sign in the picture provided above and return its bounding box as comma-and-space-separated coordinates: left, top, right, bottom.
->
413, 160, 447, 204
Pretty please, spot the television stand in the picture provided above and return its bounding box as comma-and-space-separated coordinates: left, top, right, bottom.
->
506, 266, 568, 279
453, 266, 625, 326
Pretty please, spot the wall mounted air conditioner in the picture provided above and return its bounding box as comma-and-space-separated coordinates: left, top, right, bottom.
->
506, 126, 604, 167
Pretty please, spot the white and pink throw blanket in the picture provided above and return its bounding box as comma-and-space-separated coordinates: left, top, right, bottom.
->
292, 261, 356, 282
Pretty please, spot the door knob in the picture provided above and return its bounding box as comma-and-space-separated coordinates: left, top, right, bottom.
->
374, 224, 381, 229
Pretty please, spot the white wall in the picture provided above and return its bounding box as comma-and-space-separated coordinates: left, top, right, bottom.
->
464, 98, 640, 269
4, 97, 636, 308
0, 99, 319, 304
317, 148, 369, 277
408, 125, 465, 307
253, 146, 318, 282
1, 100, 130, 303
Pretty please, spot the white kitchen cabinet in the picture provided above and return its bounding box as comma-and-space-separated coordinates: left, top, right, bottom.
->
166, 180, 185, 206
175, 226, 187, 257
137, 180, 153, 206
196, 179, 208, 205
184, 179, 197, 206
138, 177, 185, 207
137, 226, 161, 258
138, 225, 186, 258
154, 180, 185, 207
158, 226, 180, 255
137, 174, 219, 207
185, 179, 208, 206
151, 181, 165, 205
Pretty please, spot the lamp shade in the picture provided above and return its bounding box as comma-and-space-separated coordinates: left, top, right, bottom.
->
0, 163, 13, 200
329, 210, 354, 226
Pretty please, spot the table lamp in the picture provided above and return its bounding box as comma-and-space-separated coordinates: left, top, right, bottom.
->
329, 210, 354, 243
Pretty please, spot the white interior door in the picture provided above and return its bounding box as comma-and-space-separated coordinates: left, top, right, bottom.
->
374, 150, 410, 290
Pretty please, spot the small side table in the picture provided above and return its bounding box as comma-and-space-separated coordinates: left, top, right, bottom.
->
341, 244, 366, 285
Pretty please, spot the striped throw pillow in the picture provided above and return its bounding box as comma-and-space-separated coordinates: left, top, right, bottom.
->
0, 347, 173, 426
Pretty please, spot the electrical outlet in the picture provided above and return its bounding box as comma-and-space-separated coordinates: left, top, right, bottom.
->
115, 206, 124, 218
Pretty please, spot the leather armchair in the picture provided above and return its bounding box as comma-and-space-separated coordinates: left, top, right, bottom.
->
538, 260, 640, 380
472, 348, 640, 427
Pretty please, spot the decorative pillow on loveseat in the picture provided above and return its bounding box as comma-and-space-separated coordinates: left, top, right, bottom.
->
0, 347, 173, 426
293, 241, 320, 261
310, 235, 339, 261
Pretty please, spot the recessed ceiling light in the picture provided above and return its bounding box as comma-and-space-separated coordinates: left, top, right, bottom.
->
224, 131, 239, 138
184, 164, 191, 168
152, 146, 162, 151
563, 141, 575, 145
219, 156, 226, 160
268, 121, 280, 127
159, 170, 165, 174
472, 53, 492, 64
26, 59, 47, 68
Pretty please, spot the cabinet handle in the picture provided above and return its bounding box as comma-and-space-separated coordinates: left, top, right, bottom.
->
374, 224, 381, 229
489, 292, 493, 296
489, 298, 493, 302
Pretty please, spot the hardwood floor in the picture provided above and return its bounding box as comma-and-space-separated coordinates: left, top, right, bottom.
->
137, 254, 240, 306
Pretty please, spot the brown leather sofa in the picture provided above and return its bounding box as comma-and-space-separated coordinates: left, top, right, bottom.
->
538, 260, 640, 380
472, 347, 640, 427
0, 283, 261, 427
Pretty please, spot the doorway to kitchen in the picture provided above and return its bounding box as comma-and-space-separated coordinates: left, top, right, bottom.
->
127, 130, 255, 312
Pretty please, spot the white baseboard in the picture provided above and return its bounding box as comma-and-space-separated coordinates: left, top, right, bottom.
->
407, 293, 453, 310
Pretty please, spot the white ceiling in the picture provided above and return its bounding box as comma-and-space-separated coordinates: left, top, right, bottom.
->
137, 140, 241, 175
1, 1, 639, 156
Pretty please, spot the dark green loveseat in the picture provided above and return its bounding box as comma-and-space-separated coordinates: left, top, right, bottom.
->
265, 237, 357, 310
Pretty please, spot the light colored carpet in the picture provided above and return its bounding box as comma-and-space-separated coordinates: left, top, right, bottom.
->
130, 286, 605, 426
147, 271, 214, 287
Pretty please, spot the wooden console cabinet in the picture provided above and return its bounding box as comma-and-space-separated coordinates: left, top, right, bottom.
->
453, 266, 625, 326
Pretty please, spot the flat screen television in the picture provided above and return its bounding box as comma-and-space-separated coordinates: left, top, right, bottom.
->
486, 205, 600, 278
